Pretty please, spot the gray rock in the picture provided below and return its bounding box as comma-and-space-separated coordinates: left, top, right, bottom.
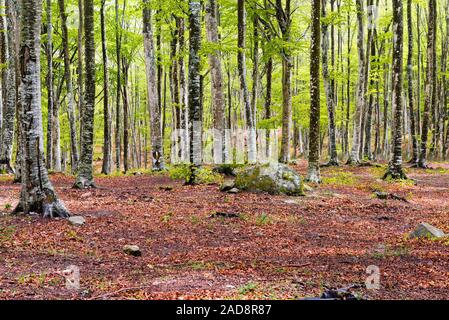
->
234, 162, 305, 196
409, 222, 446, 239
220, 180, 235, 192
228, 188, 240, 194
123, 245, 142, 256
68, 216, 85, 226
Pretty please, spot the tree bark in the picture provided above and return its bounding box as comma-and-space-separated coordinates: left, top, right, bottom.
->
407, 0, 419, 164
419, 0, 437, 168
237, 0, 256, 164
14, 0, 69, 218
58, 0, 79, 173
0, 1, 18, 174
187, 0, 202, 184
384, 0, 406, 179
101, 0, 112, 174
321, 0, 338, 166
74, 0, 96, 188
307, 0, 321, 183
206, 0, 226, 165
143, 0, 164, 171
348, 0, 365, 164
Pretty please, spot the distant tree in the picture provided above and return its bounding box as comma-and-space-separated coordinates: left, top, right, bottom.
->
74, 0, 96, 188
237, 0, 256, 164
307, 0, 321, 183
101, 0, 112, 175
143, 0, 165, 171
58, 0, 79, 173
187, 0, 202, 184
418, 0, 437, 168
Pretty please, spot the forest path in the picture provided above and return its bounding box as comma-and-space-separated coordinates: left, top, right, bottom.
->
0, 161, 448, 299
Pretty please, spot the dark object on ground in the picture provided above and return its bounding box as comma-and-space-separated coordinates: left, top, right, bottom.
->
212, 164, 238, 176
300, 285, 362, 300
123, 245, 142, 257
374, 191, 408, 202
219, 180, 235, 192
209, 212, 240, 218
159, 186, 173, 191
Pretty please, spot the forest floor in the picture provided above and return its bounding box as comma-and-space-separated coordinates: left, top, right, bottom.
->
0, 160, 449, 300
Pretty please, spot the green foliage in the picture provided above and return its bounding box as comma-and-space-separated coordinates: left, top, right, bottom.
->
168, 165, 222, 185
322, 170, 357, 186
238, 281, 258, 295
0, 225, 16, 246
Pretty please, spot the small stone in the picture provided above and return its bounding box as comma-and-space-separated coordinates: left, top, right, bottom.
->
68, 216, 85, 226
123, 245, 142, 256
228, 188, 240, 194
409, 222, 446, 239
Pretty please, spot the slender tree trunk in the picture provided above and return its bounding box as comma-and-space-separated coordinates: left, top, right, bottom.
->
14, 0, 69, 218
265, 56, 273, 158
143, 0, 164, 171
384, 0, 406, 179
77, 0, 84, 148
206, 0, 226, 165
276, 0, 292, 164
407, 0, 419, 164
187, 0, 202, 184
74, 0, 96, 188
58, 0, 79, 173
237, 0, 256, 164
348, 0, 365, 164
419, 0, 437, 168
101, 0, 112, 174
307, 0, 321, 183
45, 0, 53, 170
321, 0, 338, 166
115, 0, 122, 171
0, 1, 17, 174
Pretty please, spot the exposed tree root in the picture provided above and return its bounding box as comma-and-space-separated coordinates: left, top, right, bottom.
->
321, 160, 339, 167
73, 177, 97, 189
13, 188, 70, 218
382, 167, 408, 180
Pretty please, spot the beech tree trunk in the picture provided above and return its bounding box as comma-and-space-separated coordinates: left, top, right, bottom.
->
348, 0, 365, 164
74, 0, 96, 188
58, 0, 79, 173
14, 0, 69, 218
187, 0, 202, 184
419, 0, 437, 168
143, 0, 164, 171
206, 0, 226, 165
384, 0, 406, 179
101, 0, 112, 174
307, 0, 321, 183
407, 0, 419, 164
321, 0, 338, 166
237, 0, 256, 164
0, 1, 17, 174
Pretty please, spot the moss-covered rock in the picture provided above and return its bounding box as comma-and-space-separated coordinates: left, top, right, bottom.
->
234, 163, 305, 196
